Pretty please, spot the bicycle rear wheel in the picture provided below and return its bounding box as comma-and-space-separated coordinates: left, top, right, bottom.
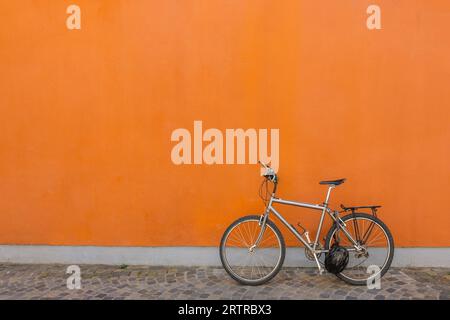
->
219, 215, 285, 286
325, 213, 394, 285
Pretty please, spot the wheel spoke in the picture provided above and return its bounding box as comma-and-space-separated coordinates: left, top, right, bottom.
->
222, 218, 283, 284
236, 225, 249, 247
328, 216, 392, 283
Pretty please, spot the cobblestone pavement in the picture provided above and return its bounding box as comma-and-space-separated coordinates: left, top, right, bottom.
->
0, 264, 448, 300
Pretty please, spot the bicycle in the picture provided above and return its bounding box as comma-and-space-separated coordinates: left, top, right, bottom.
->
219, 161, 394, 285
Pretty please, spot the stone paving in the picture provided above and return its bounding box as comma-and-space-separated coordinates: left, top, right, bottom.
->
0, 264, 448, 300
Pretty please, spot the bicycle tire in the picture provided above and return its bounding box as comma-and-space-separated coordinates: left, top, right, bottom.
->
219, 215, 286, 286
324, 213, 395, 285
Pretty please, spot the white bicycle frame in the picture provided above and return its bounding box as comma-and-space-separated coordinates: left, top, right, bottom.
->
254, 186, 363, 274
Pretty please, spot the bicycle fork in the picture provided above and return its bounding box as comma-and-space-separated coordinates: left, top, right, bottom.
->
249, 214, 268, 252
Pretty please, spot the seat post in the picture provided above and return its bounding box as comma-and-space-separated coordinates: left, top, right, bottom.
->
324, 185, 335, 206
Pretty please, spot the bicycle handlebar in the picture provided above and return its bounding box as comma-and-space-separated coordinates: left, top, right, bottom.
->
258, 160, 270, 169
259, 162, 278, 194
258, 160, 277, 187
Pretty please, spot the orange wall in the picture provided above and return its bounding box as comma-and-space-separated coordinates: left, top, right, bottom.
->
0, 1, 449, 247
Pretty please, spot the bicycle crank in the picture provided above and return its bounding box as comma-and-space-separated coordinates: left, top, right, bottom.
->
305, 243, 323, 261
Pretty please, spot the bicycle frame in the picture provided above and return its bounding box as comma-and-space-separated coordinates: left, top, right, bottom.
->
254, 185, 362, 273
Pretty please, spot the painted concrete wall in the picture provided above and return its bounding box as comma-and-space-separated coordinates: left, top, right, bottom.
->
1, 245, 449, 267
0, 1, 449, 250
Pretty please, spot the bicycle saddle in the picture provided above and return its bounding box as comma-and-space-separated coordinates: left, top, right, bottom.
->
319, 178, 346, 186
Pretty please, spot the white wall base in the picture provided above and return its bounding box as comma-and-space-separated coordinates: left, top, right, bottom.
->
0, 245, 449, 267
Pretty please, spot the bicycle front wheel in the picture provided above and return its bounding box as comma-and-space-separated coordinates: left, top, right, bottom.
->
219, 215, 285, 286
